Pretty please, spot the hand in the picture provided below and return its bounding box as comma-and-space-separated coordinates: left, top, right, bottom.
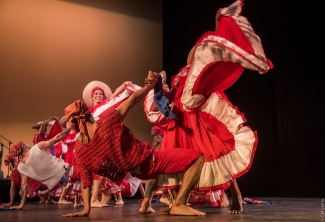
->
62, 210, 89, 217
124, 81, 133, 87
10, 205, 23, 210
52, 116, 60, 122
162, 83, 170, 91
66, 120, 74, 130
144, 71, 158, 88
216, 8, 223, 21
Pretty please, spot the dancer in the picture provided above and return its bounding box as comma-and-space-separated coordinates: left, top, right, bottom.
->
8, 127, 72, 210
62, 71, 205, 217
56, 118, 83, 207
142, 0, 273, 214
32, 117, 63, 203
82, 80, 138, 207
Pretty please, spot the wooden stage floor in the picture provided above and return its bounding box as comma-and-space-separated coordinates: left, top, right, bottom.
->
0, 197, 321, 222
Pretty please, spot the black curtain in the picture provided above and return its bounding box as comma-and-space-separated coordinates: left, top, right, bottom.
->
163, 0, 323, 197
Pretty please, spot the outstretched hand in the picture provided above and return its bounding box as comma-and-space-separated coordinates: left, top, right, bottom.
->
144, 71, 158, 88
9, 205, 23, 210
216, 8, 223, 21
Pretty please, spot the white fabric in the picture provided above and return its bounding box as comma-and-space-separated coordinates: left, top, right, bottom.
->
124, 172, 141, 196
92, 84, 141, 121
18, 145, 69, 189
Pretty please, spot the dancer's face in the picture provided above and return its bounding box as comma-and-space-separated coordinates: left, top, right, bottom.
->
92, 89, 104, 105
19, 144, 31, 163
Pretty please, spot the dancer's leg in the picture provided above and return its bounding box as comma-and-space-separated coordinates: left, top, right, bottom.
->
139, 179, 158, 213
229, 179, 243, 214
58, 184, 73, 204
170, 155, 206, 216
90, 177, 108, 207
115, 192, 124, 205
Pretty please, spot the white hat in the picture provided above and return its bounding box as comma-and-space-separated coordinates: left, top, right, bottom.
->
82, 80, 112, 107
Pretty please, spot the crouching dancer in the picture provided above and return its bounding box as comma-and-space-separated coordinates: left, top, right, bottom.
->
9, 129, 72, 210
62, 71, 205, 217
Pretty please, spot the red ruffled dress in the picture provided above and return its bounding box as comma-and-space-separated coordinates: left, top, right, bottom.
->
143, 0, 273, 207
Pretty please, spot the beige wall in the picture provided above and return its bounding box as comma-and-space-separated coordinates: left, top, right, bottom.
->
0, 0, 162, 178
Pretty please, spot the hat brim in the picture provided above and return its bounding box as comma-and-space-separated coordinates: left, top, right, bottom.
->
31, 121, 43, 129
31, 123, 42, 129
31, 120, 54, 129
59, 116, 67, 128
187, 46, 196, 65
82, 81, 112, 107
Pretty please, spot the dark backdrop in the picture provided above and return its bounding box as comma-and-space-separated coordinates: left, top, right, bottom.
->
162, 0, 324, 197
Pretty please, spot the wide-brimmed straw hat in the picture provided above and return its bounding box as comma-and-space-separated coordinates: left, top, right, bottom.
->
31, 121, 44, 129
59, 116, 67, 128
187, 46, 196, 65
31, 120, 54, 129
82, 80, 112, 107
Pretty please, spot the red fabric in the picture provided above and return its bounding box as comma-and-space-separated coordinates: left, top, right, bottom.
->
189, 112, 235, 161
216, 17, 255, 54
9, 169, 21, 188
74, 108, 154, 188
33, 120, 63, 156
134, 149, 202, 180
9, 169, 44, 198
193, 62, 244, 97
121, 179, 131, 197
46, 121, 62, 140
62, 132, 77, 165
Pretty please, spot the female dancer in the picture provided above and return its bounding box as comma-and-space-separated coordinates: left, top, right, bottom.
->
55, 119, 83, 207
81, 80, 140, 207
141, 0, 273, 214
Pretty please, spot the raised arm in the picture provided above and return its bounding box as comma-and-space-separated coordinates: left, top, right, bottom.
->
115, 71, 158, 120
38, 116, 60, 139
37, 128, 71, 152
109, 81, 133, 99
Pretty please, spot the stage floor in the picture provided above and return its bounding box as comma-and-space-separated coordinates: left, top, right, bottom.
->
0, 197, 321, 222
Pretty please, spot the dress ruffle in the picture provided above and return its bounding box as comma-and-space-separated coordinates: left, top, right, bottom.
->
143, 0, 272, 207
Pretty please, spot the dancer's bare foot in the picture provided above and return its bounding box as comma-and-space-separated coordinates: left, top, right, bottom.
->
160, 208, 171, 215
139, 201, 155, 214
46, 199, 57, 204
220, 193, 229, 207
39, 196, 46, 203
58, 199, 73, 205
115, 200, 124, 205
74, 203, 84, 207
91, 200, 109, 208
170, 204, 206, 216
229, 195, 243, 214
159, 195, 171, 206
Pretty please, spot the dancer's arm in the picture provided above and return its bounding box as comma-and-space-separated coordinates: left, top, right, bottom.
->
38, 128, 71, 152
110, 81, 133, 99
115, 71, 158, 120
38, 116, 59, 139
10, 173, 28, 210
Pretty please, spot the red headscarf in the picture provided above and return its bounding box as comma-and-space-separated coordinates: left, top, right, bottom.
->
91, 87, 106, 99
64, 100, 91, 141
